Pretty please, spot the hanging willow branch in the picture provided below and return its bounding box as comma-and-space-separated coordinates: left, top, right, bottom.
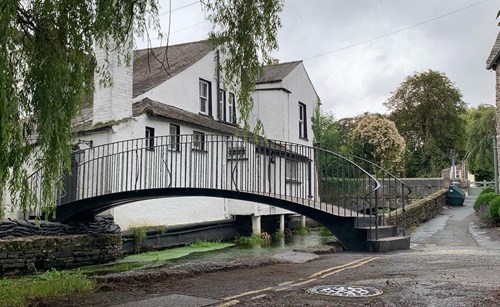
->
0, 0, 283, 218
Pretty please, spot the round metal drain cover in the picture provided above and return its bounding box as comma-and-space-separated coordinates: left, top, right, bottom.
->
307, 285, 383, 298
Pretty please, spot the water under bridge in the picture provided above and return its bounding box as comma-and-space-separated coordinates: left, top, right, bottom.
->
29, 134, 411, 252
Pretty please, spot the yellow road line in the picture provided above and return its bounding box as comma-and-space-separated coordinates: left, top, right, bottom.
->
223, 287, 274, 301
250, 294, 267, 300
277, 281, 295, 286
288, 278, 318, 287
320, 257, 379, 278
309, 257, 375, 278
216, 299, 240, 307
221, 256, 380, 302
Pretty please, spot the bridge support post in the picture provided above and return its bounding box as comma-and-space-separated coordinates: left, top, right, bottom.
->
279, 215, 285, 233
300, 215, 306, 228
252, 215, 261, 235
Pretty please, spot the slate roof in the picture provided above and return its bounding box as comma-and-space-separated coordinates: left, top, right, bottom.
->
133, 40, 214, 97
487, 31, 500, 70
132, 98, 240, 135
255, 61, 302, 84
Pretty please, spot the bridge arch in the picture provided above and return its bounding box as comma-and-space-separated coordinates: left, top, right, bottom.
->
28, 134, 410, 251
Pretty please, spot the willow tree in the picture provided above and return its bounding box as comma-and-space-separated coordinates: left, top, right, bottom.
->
0, 0, 283, 218
466, 105, 496, 181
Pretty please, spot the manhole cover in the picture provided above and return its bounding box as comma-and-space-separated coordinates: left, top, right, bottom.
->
307, 285, 383, 298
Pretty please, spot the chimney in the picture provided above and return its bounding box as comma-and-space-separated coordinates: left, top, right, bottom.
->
272, 58, 279, 65
92, 38, 133, 126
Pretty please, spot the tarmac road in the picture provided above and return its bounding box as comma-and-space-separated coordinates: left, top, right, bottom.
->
43, 196, 500, 306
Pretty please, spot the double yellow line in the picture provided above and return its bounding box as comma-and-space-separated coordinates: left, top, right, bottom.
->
217, 256, 379, 306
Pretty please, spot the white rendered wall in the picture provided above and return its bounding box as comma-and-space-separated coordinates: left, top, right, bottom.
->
79, 114, 297, 230
92, 42, 133, 126
252, 63, 318, 147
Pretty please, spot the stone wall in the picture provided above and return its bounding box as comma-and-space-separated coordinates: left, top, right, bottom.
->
0, 215, 123, 276
385, 188, 447, 232
0, 215, 120, 239
400, 178, 445, 199
0, 234, 122, 276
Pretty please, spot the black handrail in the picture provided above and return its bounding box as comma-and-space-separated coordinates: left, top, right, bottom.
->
341, 154, 412, 237
27, 134, 397, 236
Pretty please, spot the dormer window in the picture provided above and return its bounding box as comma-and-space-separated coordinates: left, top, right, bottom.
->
199, 79, 211, 115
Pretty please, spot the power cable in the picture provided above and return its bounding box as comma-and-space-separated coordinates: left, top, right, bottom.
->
158, 1, 199, 16
303, 0, 490, 61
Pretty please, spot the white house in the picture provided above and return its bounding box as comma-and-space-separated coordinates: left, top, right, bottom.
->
5, 40, 320, 235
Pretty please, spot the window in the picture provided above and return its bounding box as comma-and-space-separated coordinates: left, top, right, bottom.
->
193, 131, 205, 151
286, 160, 299, 181
145, 126, 155, 151
218, 89, 226, 120
199, 79, 211, 114
299, 102, 308, 139
169, 124, 180, 151
228, 93, 236, 124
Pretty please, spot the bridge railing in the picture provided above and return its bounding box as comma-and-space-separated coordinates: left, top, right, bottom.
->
28, 134, 383, 227
342, 155, 412, 237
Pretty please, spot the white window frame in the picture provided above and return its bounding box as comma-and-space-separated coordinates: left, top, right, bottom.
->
228, 93, 235, 124
193, 131, 205, 151
199, 79, 210, 114
169, 124, 180, 151
145, 126, 155, 151
285, 160, 299, 181
218, 89, 226, 120
299, 102, 307, 139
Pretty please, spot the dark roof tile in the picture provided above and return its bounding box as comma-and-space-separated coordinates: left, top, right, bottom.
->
133, 40, 214, 97
255, 61, 302, 84
487, 31, 500, 70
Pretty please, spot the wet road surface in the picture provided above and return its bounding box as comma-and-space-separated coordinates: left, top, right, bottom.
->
133, 196, 500, 306
49, 196, 500, 306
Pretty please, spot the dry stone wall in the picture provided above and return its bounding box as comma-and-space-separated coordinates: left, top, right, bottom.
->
385, 189, 447, 232
0, 215, 123, 276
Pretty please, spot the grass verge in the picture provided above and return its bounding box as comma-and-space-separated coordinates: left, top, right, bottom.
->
0, 269, 95, 307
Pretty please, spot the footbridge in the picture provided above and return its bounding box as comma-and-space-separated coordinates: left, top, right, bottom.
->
29, 134, 411, 252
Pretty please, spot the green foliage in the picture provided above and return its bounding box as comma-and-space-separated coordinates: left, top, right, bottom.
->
235, 234, 265, 246
465, 105, 496, 181
385, 70, 467, 177
293, 226, 309, 236
1, 1, 283, 218
312, 100, 341, 149
206, 0, 283, 134
489, 196, 500, 219
0, 269, 95, 307
130, 227, 147, 254
350, 114, 405, 174
0, 0, 161, 218
480, 187, 495, 195
272, 231, 285, 239
319, 227, 333, 237
189, 240, 220, 248
473, 192, 499, 211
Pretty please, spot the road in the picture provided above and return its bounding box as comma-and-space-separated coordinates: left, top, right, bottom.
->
46, 196, 500, 306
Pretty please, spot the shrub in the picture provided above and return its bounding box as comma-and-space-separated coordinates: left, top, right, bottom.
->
474, 192, 499, 211
479, 187, 495, 195
488, 196, 500, 220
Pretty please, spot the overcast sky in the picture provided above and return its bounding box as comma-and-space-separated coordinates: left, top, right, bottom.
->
137, 0, 500, 119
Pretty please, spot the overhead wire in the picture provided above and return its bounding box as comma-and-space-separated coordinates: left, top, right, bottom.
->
303, 0, 490, 61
